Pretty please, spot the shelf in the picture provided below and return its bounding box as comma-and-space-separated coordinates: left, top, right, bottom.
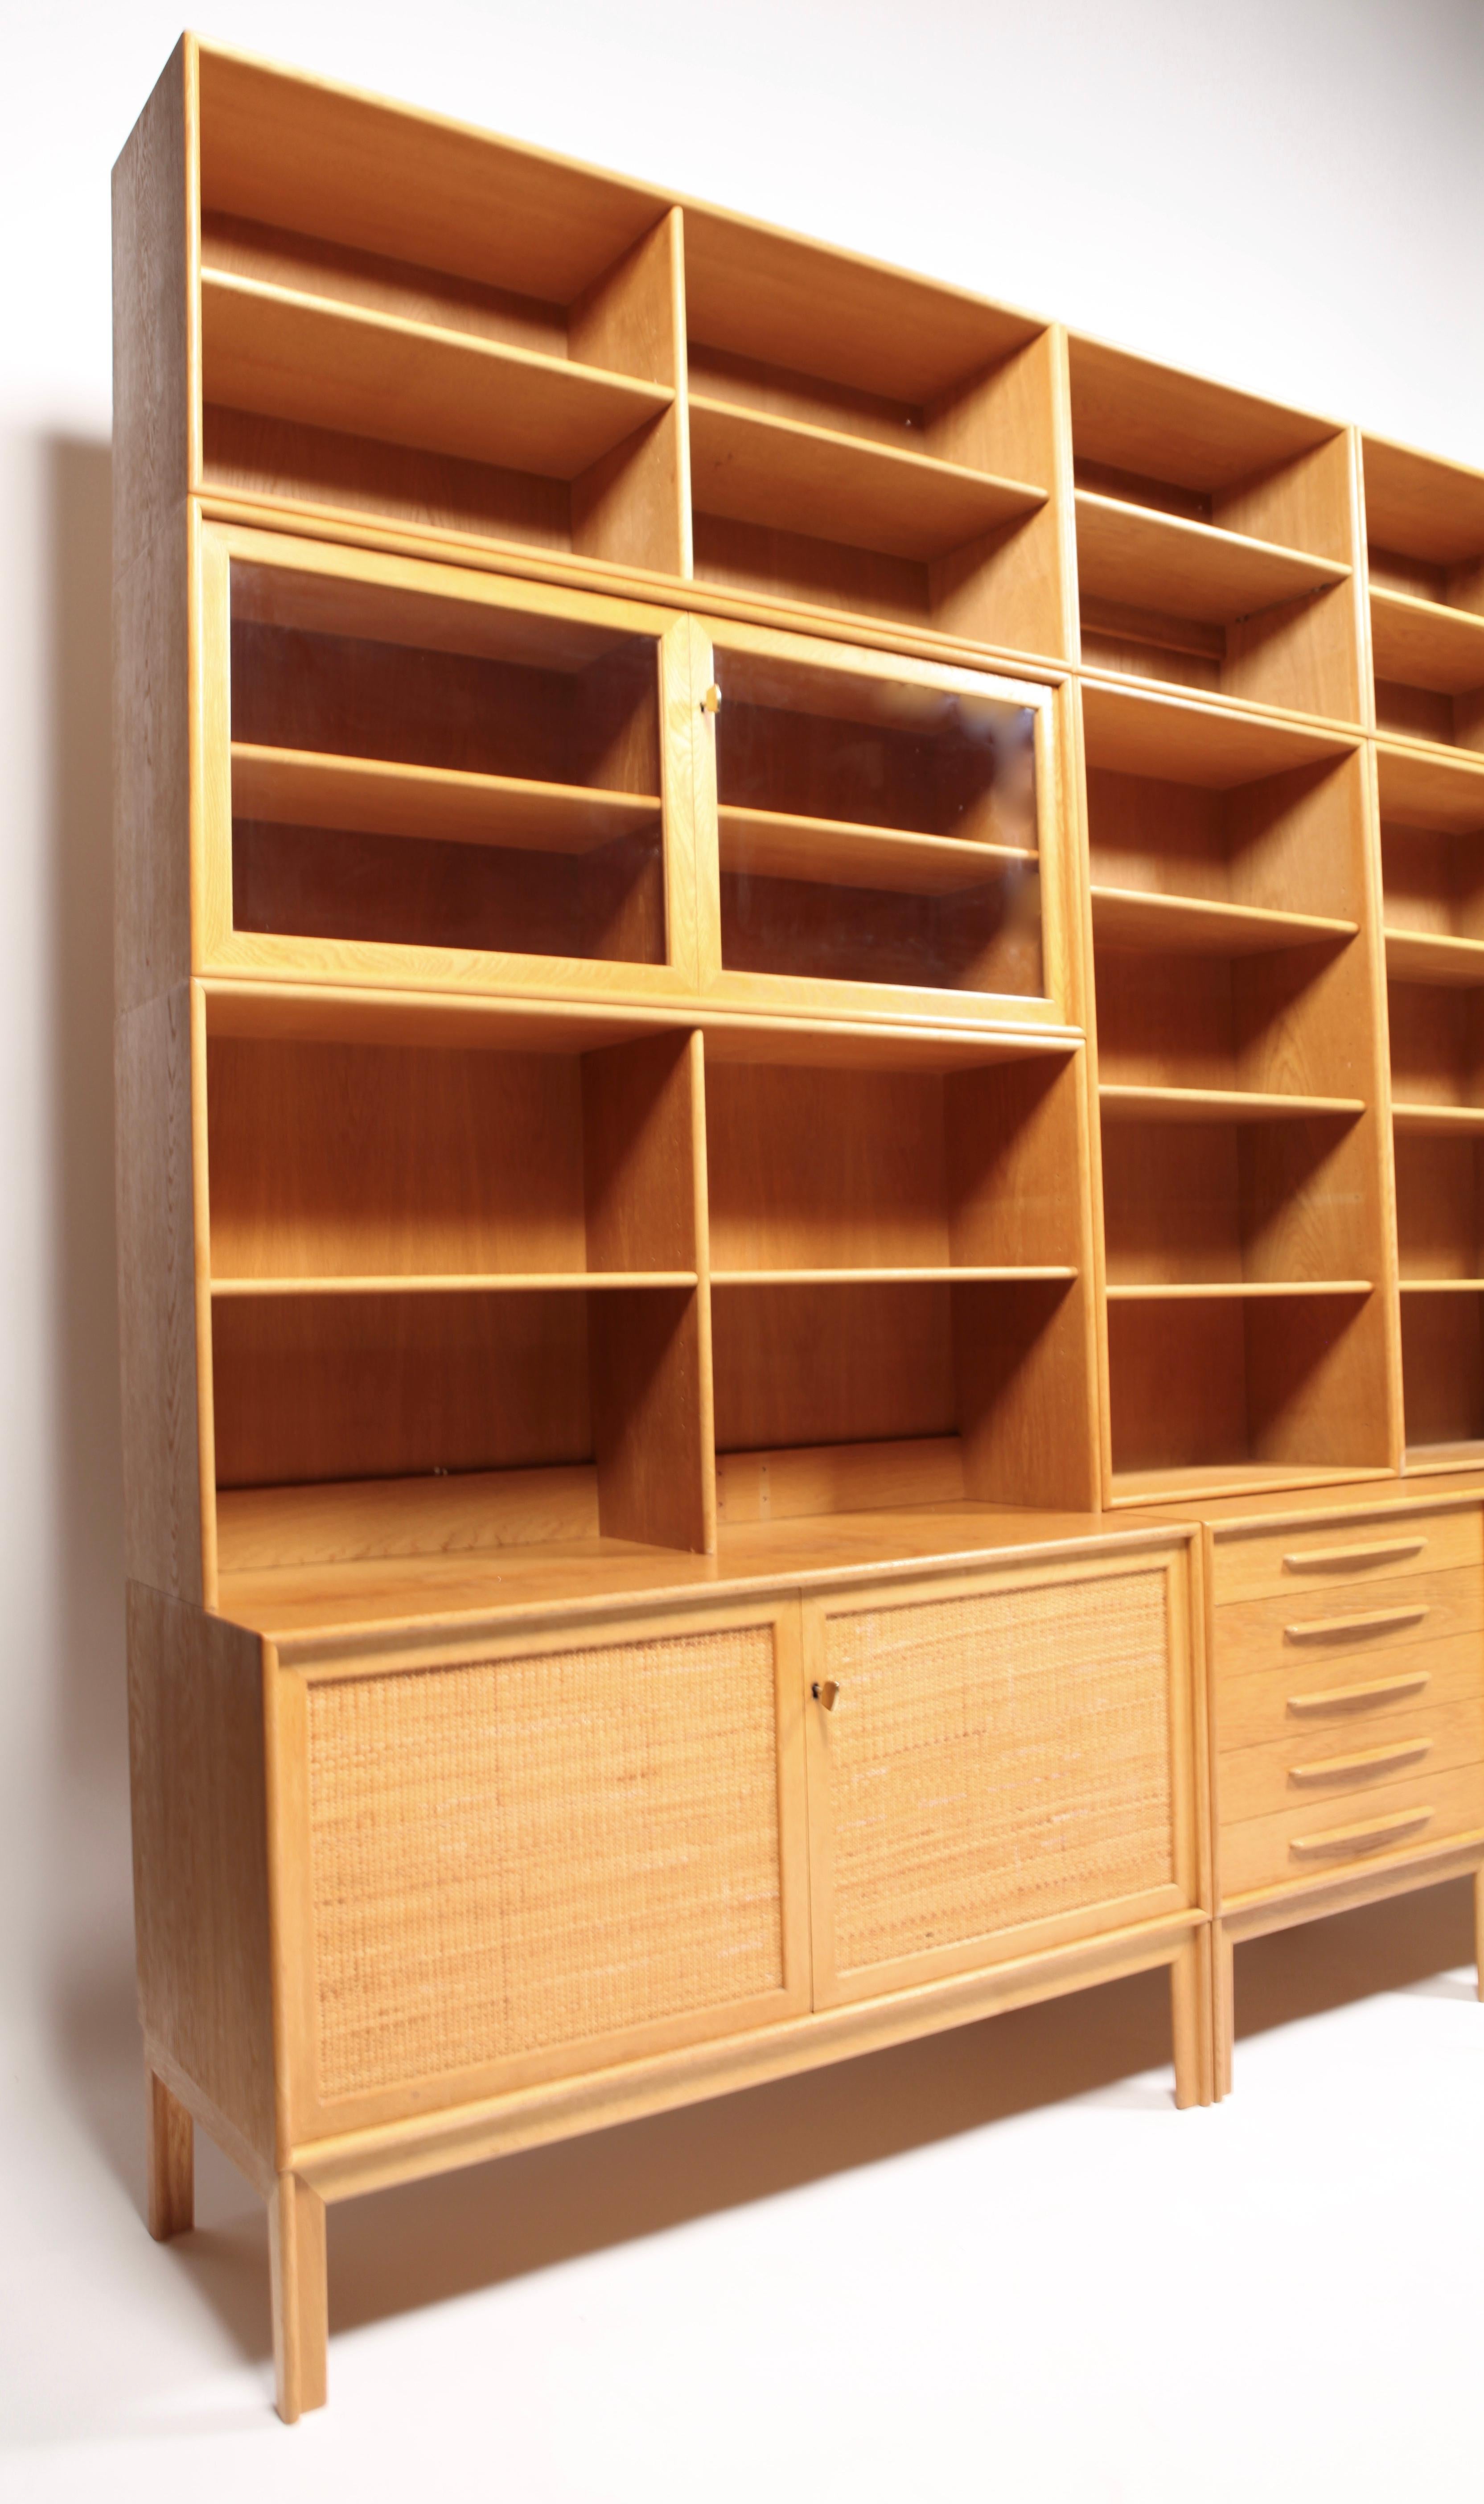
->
1371, 588, 1484, 696
201, 269, 672, 476
711, 1266, 1076, 1287
1399, 1278, 1484, 1293
232, 745, 662, 853
1091, 887, 1356, 955
1392, 1103, 1484, 1137
1363, 437, 1484, 571
1100, 1084, 1365, 1125
1080, 680, 1356, 785
717, 805, 1033, 897
1405, 1438, 1484, 1475
1106, 1281, 1371, 1301
687, 395, 1045, 562
1375, 742, 1484, 832
1384, 927, 1484, 987
1109, 1461, 1390, 1509
1075, 493, 1348, 624
210, 1272, 699, 1296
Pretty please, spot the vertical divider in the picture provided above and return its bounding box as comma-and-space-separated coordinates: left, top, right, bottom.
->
926, 325, 1074, 665
583, 1026, 715, 1551
684, 614, 724, 989
1359, 738, 1406, 1467
570, 206, 690, 580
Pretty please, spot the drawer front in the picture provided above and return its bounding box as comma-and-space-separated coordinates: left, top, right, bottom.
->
293, 1608, 809, 2128
1215, 1631, 1483, 1754
804, 1549, 1194, 2006
1218, 1693, 1484, 1826
1213, 1566, 1483, 1692
1221, 1761, 1484, 1900
1210, 1503, 1482, 1607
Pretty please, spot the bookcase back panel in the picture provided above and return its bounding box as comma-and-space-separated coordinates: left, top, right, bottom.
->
1109, 1294, 1388, 1479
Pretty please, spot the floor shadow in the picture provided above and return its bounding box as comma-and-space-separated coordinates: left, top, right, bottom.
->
1230, 1873, 1476, 2046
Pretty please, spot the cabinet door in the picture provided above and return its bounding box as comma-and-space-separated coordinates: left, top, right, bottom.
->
802, 1549, 1199, 2007
273, 1602, 810, 2140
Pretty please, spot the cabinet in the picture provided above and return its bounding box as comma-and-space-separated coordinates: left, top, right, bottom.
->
114, 32, 1484, 2422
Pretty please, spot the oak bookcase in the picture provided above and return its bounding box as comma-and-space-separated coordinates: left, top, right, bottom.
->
115, 36, 1484, 2419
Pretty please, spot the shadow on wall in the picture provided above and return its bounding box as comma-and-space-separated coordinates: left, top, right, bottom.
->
34, 430, 1483, 2371
43, 433, 137, 2196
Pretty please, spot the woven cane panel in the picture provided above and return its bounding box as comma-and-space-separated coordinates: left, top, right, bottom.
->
826, 1571, 1174, 1975
308, 1624, 783, 2099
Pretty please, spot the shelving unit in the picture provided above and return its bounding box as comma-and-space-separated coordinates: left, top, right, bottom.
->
1364, 437, 1484, 754
1068, 342, 1364, 725
113, 32, 1484, 2421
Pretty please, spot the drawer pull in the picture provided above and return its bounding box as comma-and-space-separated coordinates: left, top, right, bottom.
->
1287, 1670, 1430, 1716
1282, 1537, 1426, 1573
1283, 1604, 1427, 1645
1289, 1739, 1433, 1787
1289, 1808, 1434, 1862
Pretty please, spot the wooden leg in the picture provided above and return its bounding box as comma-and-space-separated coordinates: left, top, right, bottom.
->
1169, 1931, 1214, 2109
146, 2067, 193, 2240
1212, 1920, 1235, 2100
269, 2174, 328, 2423
1474, 1870, 1484, 2003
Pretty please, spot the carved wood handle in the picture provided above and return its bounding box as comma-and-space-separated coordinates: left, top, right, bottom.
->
1289, 1808, 1433, 1860
1288, 1739, 1432, 1786
1282, 1537, 1426, 1573
1287, 1670, 1430, 1715
1283, 1604, 1427, 1644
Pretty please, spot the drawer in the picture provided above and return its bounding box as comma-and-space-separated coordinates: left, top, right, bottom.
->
1218, 1692, 1484, 1826
1213, 1566, 1483, 1690
1221, 1760, 1484, 1901
1215, 1631, 1483, 1753
1210, 1503, 1482, 1607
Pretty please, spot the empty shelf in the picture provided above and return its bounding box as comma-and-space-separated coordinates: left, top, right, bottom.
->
1391, 1102, 1484, 1136
688, 395, 1045, 562
1076, 493, 1349, 624
1110, 1461, 1389, 1507
711, 1266, 1076, 1286
718, 805, 1034, 895
201, 270, 672, 476
1398, 1278, 1484, 1292
1106, 1281, 1371, 1301
1091, 887, 1356, 955
1405, 1438, 1484, 1474
1371, 588, 1484, 695
1375, 741, 1484, 832
210, 1272, 700, 1296
1100, 1084, 1365, 1125
231, 745, 662, 853
1383, 927, 1484, 986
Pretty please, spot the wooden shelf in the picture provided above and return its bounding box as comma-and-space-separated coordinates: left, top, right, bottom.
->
1100, 1084, 1365, 1125
1079, 680, 1356, 786
1384, 926, 1484, 987
1091, 887, 1356, 955
717, 805, 1034, 896
1399, 1278, 1484, 1293
1109, 1461, 1389, 1508
1106, 1281, 1371, 1301
688, 395, 1045, 561
1075, 493, 1348, 624
232, 745, 662, 853
1371, 588, 1484, 695
711, 1266, 1076, 1287
1376, 742, 1484, 832
1405, 1438, 1484, 1474
201, 269, 672, 476
1392, 1102, 1484, 1137
210, 1272, 700, 1296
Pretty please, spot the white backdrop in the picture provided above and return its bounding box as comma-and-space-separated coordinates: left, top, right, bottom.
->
2, 4, 1482, 2493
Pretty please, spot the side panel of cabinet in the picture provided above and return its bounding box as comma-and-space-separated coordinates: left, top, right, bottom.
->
802, 1546, 1200, 2007
271, 1599, 810, 2142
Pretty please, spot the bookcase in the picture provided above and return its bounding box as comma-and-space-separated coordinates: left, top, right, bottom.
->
115, 36, 1484, 2420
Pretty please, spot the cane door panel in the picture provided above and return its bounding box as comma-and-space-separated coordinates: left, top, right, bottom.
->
273, 1600, 810, 2140
802, 1546, 1198, 2008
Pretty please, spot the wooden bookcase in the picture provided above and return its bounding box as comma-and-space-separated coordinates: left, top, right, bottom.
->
114, 36, 1484, 2421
